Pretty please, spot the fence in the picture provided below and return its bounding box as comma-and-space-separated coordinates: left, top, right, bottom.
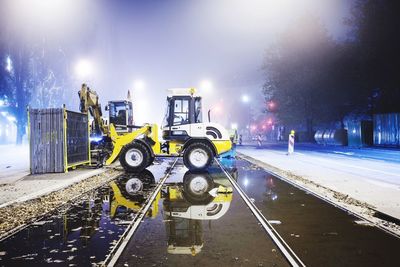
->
29, 107, 90, 174
373, 113, 400, 147
346, 120, 373, 147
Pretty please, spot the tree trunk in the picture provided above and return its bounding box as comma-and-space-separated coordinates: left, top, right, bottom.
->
306, 117, 313, 141
15, 106, 26, 145
14, 48, 29, 145
16, 120, 25, 144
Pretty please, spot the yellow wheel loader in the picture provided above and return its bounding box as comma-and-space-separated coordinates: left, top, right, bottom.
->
79, 85, 232, 172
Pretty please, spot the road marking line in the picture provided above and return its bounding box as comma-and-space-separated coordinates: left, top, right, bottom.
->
333, 151, 354, 156
303, 156, 400, 178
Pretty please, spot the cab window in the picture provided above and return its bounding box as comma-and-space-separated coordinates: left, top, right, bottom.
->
109, 102, 127, 125
162, 99, 170, 128
173, 99, 189, 125
194, 98, 202, 123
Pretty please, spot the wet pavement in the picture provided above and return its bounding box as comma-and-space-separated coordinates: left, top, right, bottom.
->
0, 160, 173, 266
236, 160, 400, 267
0, 157, 399, 267
115, 162, 288, 267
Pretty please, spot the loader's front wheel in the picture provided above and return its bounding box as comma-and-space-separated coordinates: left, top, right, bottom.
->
183, 142, 213, 171
182, 172, 214, 204
119, 142, 150, 173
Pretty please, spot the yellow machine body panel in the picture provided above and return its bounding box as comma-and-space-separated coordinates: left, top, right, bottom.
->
168, 187, 181, 200
110, 181, 159, 218
212, 140, 232, 155
106, 124, 154, 165
168, 141, 184, 155
213, 185, 233, 202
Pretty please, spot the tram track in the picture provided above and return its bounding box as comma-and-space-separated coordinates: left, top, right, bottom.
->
216, 159, 306, 267
238, 153, 400, 239
104, 158, 178, 267
107, 158, 305, 267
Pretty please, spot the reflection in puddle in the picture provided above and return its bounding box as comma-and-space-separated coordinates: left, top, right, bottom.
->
0, 170, 158, 266
116, 161, 290, 267
0, 162, 238, 265
163, 170, 234, 256
109, 170, 157, 219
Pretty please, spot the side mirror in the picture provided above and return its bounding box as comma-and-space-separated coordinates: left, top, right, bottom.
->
208, 109, 211, 122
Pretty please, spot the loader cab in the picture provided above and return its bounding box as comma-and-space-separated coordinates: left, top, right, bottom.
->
162, 93, 202, 140
107, 100, 133, 133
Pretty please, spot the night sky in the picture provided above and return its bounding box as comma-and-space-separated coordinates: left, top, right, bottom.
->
1, 0, 353, 125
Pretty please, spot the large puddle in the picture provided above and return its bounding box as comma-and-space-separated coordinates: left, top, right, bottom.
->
236, 159, 400, 266
2, 158, 398, 266
115, 160, 288, 266
0, 161, 171, 266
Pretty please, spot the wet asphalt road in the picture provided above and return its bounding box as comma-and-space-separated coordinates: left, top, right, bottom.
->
0, 157, 399, 266
235, 160, 400, 266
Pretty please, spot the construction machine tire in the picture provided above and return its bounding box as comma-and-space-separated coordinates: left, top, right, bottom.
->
119, 142, 150, 173
148, 155, 155, 166
183, 142, 213, 171
136, 139, 155, 167
182, 172, 214, 205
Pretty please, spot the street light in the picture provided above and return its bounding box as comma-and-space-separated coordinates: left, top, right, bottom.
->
200, 80, 213, 93
75, 59, 93, 79
241, 94, 250, 103
267, 100, 276, 111
133, 80, 145, 91
5, 56, 12, 73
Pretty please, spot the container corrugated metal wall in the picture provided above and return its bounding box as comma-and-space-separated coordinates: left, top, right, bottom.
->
373, 113, 400, 147
29, 108, 65, 174
29, 108, 90, 174
347, 120, 373, 147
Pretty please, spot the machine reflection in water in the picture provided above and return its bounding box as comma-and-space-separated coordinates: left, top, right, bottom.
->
107, 170, 158, 219
103, 164, 238, 257
162, 168, 236, 256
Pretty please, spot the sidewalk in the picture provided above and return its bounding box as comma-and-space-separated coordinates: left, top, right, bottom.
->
0, 144, 123, 207
237, 145, 400, 222
0, 167, 113, 208
0, 145, 30, 184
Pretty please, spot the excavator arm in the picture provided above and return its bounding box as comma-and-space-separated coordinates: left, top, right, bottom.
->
78, 83, 106, 136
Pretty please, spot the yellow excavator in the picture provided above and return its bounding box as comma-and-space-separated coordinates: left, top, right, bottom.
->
79, 84, 232, 172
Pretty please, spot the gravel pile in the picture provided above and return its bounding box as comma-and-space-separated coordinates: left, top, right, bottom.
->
0, 169, 122, 239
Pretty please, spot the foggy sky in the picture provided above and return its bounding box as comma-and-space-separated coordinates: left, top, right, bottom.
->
2, 0, 352, 126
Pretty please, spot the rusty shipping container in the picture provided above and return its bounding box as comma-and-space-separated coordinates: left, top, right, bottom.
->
28, 108, 90, 174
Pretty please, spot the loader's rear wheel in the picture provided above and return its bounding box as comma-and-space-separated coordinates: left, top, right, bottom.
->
183, 142, 213, 171
119, 142, 150, 173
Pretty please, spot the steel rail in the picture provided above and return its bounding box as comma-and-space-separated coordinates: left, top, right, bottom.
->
238, 153, 400, 239
105, 158, 178, 267
216, 159, 306, 267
